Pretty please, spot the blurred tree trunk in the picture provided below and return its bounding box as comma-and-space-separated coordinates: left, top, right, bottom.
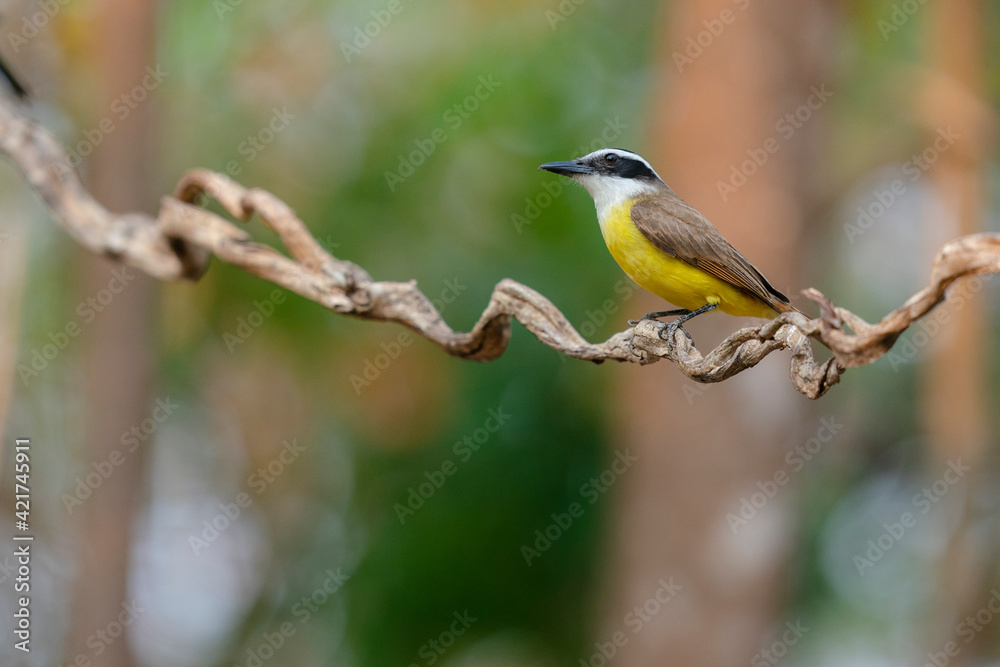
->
921, 0, 994, 658
64, 0, 160, 665
597, 1, 836, 664
923, 0, 990, 470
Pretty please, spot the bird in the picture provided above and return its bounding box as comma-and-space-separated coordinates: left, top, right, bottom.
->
539, 148, 796, 343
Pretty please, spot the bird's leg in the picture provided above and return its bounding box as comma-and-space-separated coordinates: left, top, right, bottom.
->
672, 302, 718, 327
627, 309, 690, 327
657, 302, 718, 349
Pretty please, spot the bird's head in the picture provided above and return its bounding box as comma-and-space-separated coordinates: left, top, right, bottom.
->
538, 148, 666, 207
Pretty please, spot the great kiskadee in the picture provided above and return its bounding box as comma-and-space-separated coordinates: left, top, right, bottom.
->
539, 148, 795, 337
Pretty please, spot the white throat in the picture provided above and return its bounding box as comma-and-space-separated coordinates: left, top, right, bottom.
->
576, 174, 660, 227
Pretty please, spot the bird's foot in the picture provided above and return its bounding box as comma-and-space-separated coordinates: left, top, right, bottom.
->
629, 304, 718, 354
656, 320, 694, 356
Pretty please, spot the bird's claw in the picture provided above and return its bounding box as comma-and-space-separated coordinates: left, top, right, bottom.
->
656, 320, 694, 355
656, 321, 693, 342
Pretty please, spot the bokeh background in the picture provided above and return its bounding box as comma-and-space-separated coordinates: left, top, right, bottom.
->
1, 0, 1000, 665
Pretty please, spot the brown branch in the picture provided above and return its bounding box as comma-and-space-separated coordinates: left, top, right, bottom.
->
1, 95, 997, 399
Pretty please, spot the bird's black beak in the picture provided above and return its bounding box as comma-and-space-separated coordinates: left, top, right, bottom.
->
538, 160, 594, 176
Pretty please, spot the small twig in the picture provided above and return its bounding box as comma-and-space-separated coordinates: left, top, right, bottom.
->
1, 94, 997, 399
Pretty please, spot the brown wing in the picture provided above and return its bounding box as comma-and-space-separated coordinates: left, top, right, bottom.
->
630, 195, 793, 312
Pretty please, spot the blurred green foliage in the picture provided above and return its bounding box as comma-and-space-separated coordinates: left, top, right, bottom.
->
156, 0, 661, 664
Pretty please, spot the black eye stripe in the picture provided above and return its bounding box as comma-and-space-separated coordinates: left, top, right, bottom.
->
611, 157, 657, 180
579, 151, 659, 181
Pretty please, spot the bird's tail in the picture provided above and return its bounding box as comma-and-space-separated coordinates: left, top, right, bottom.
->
770, 297, 801, 315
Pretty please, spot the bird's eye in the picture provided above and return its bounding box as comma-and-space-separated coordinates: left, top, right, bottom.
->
605, 153, 618, 165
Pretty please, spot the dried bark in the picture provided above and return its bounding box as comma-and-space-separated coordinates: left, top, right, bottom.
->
1, 95, 997, 399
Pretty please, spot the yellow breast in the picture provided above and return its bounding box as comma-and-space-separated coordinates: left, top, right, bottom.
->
599, 201, 777, 319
